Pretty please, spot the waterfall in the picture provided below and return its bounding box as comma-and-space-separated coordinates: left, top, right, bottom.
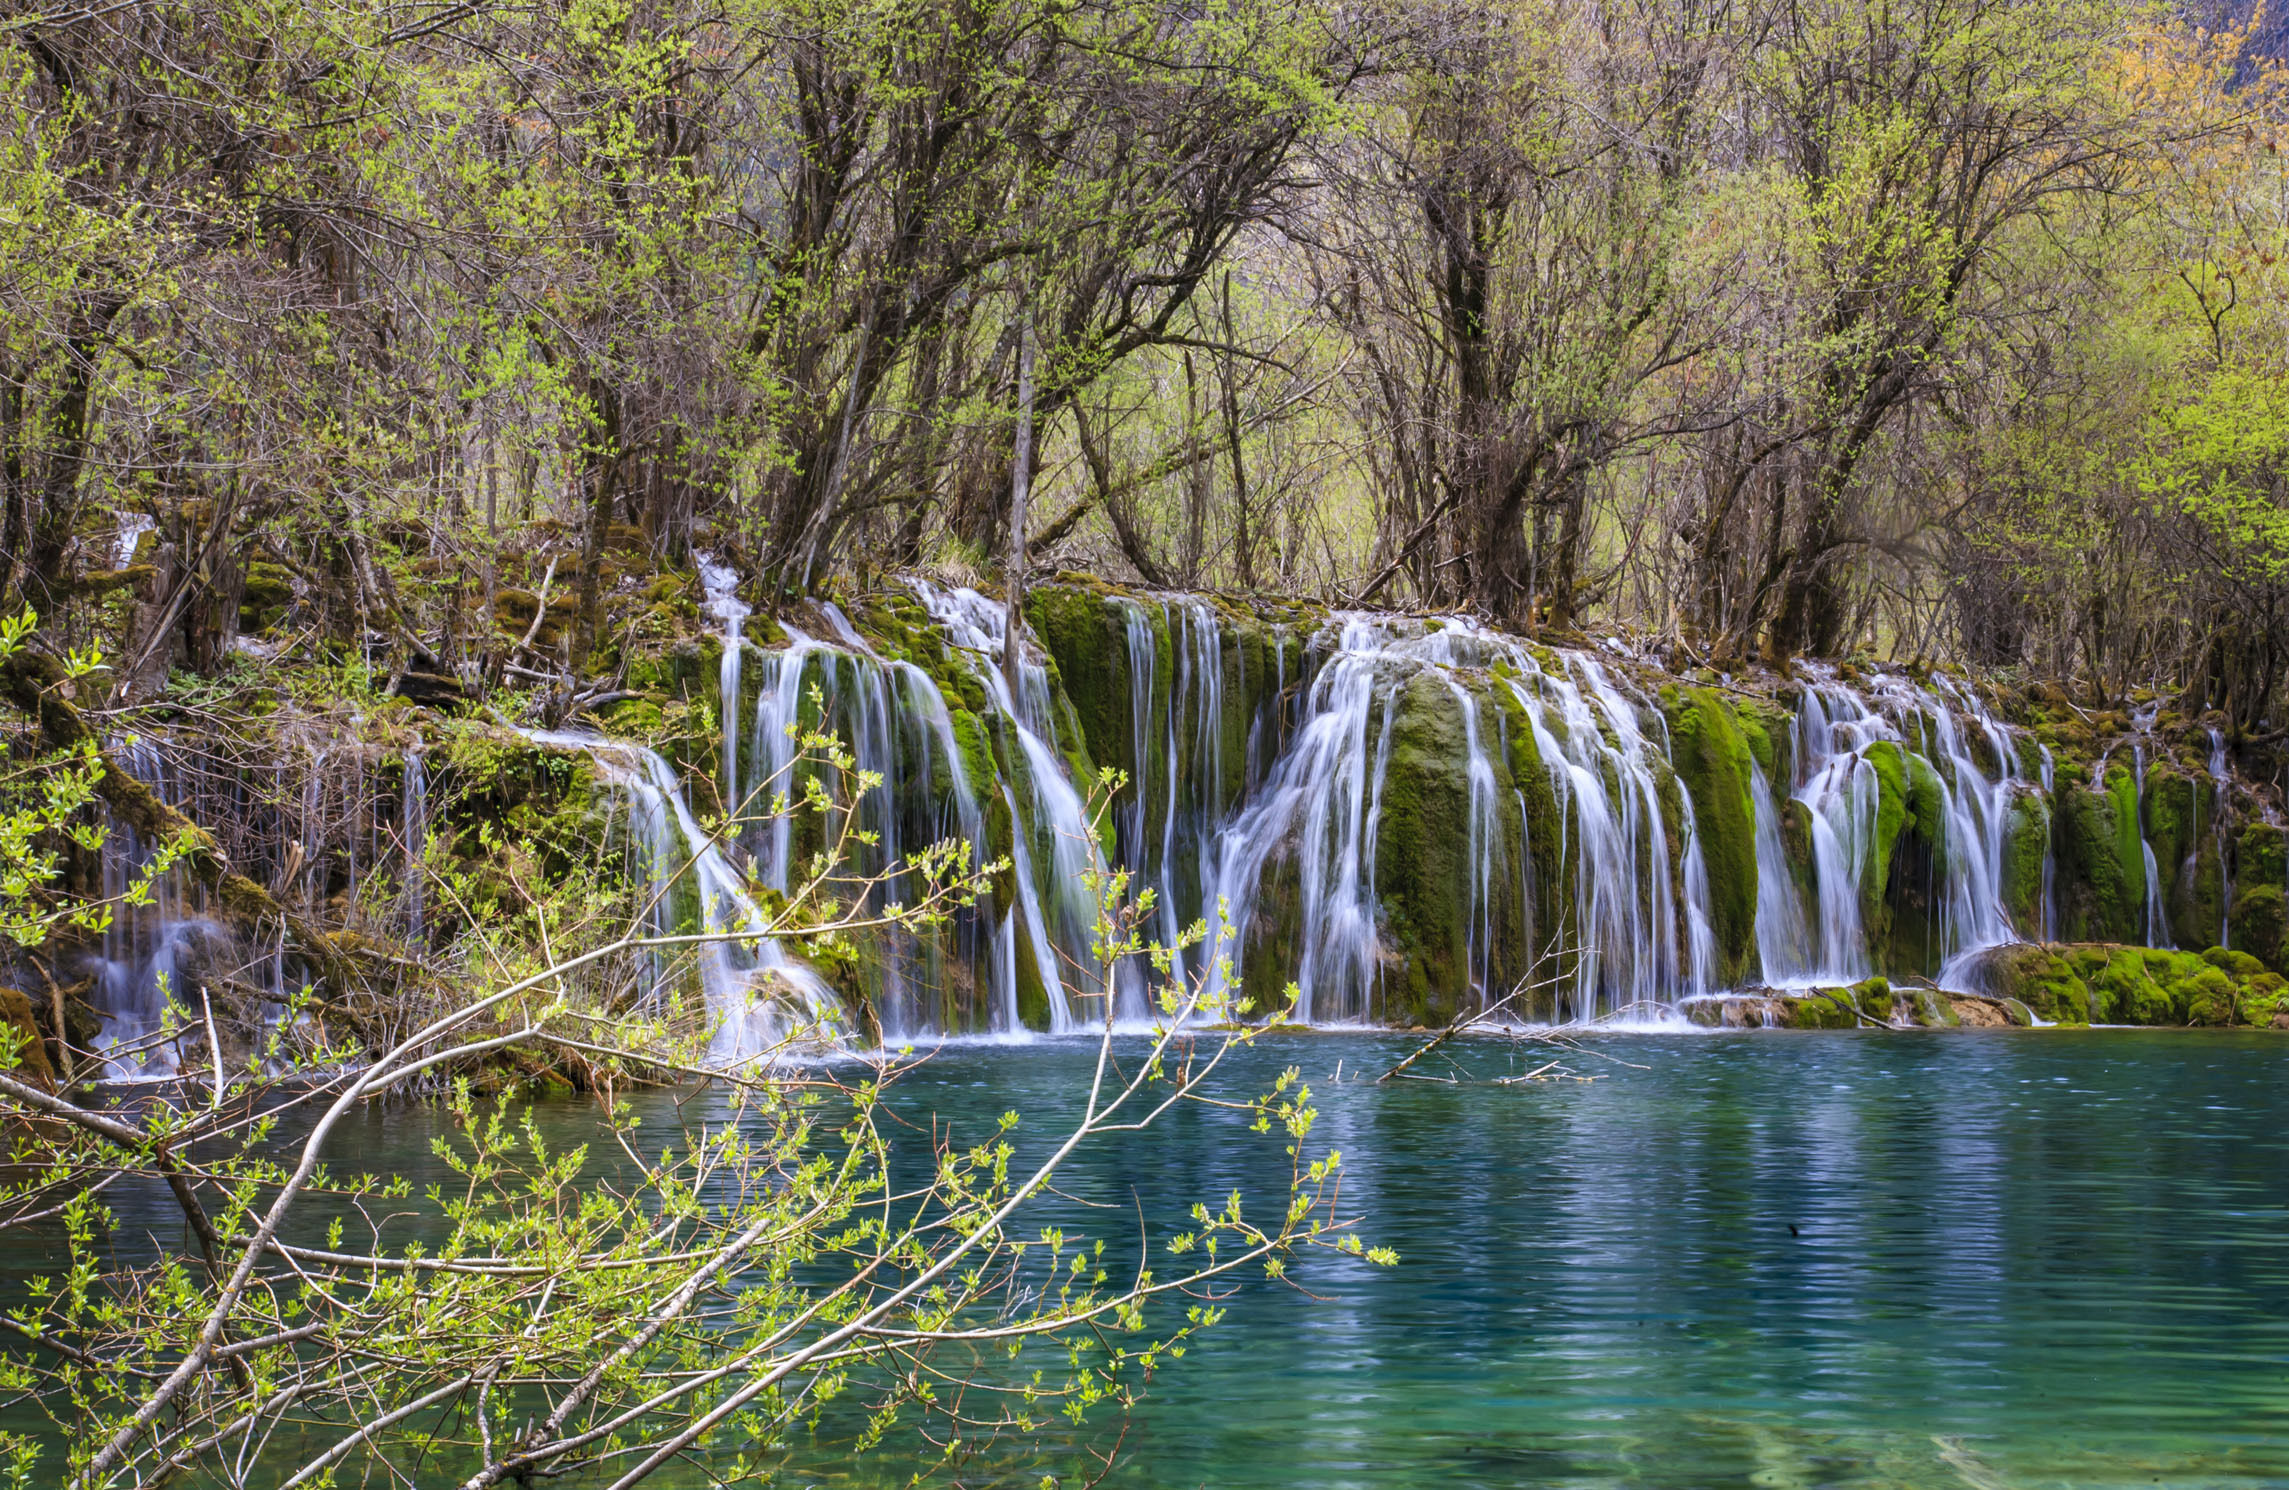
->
712, 578, 1068, 1038
1448, 677, 1505, 1004
400, 749, 428, 946
1917, 675, 2019, 987
2039, 745, 2058, 941
1501, 653, 1712, 1015
93, 736, 209, 1078
1114, 597, 1238, 996
907, 581, 1102, 1028
1777, 683, 1882, 985
2130, 737, 2172, 950
700, 555, 747, 822
546, 570, 2276, 1038
2208, 729, 2232, 950
1750, 760, 1812, 981
1199, 617, 1407, 1022
528, 730, 845, 1059
1760, 670, 2029, 991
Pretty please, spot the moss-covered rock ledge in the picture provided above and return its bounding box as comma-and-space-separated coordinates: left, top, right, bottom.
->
1966, 943, 2289, 1028
1683, 978, 2032, 1029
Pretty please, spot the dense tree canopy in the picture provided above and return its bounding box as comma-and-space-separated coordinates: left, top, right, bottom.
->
4, 0, 2288, 716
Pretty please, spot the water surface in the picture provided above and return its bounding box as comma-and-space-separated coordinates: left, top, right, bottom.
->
41, 1030, 2289, 1486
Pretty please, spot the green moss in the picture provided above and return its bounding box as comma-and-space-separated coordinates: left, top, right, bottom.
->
2143, 767, 2195, 882
947, 709, 999, 816
238, 560, 295, 632
2081, 946, 2162, 1023
1860, 741, 1948, 976
2238, 823, 2287, 886
1011, 912, 1052, 1031
2174, 828, 2228, 954
1976, 943, 2091, 1024
598, 697, 666, 738
2000, 795, 2050, 932
1779, 991, 1857, 1029
2243, 971, 2288, 1027
1864, 741, 1910, 917
2180, 965, 2237, 1026
2056, 773, 2142, 943
1903, 751, 1947, 844
2203, 945, 2265, 978
1662, 687, 1758, 985
1848, 975, 1894, 1023
1736, 699, 1794, 782
1372, 673, 1475, 1026
2110, 763, 2145, 913
1025, 585, 1133, 779
2230, 882, 2287, 975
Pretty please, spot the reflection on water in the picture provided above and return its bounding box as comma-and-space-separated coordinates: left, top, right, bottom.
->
19, 1031, 2289, 1487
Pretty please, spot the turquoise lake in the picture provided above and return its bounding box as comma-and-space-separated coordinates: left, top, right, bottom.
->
34, 1029, 2289, 1486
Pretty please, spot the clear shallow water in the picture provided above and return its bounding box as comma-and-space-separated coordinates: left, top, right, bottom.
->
28, 1030, 2289, 1487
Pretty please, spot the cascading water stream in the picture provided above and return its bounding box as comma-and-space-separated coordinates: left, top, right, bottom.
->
558, 569, 2212, 1039
907, 580, 1102, 1029
2039, 745, 2058, 941
92, 736, 218, 1078
400, 749, 427, 946
1198, 616, 1404, 1023
1750, 760, 1812, 979
1915, 675, 2020, 987
2130, 734, 2172, 950
1759, 670, 2032, 991
1774, 683, 1883, 985
1500, 651, 1714, 1016
2209, 729, 2233, 949
527, 729, 844, 1059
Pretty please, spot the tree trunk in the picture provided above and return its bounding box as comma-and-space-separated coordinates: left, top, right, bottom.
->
1002, 323, 1036, 703
572, 375, 623, 673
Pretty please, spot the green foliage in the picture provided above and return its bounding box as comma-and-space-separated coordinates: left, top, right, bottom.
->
1662, 687, 1758, 982
0, 613, 182, 950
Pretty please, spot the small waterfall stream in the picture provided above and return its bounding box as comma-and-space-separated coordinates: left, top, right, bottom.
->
1196, 616, 1398, 1021
529, 728, 846, 1058
1505, 650, 1715, 1015
400, 749, 428, 946
94, 738, 203, 1076
1779, 682, 1885, 985
2039, 745, 2058, 941
2208, 729, 2232, 950
1750, 760, 1812, 978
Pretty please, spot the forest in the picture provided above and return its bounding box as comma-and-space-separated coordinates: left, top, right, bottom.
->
7, 0, 2289, 1485
5, 0, 2288, 698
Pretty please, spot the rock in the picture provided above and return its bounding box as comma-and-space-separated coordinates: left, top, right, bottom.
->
2230, 882, 2287, 976
1967, 943, 2091, 1024
1972, 940, 2289, 1027
1661, 687, 1758, 985
1949, 996, 2011, 1028
1999, 794, 2050, 934
1777, 990, 1858, 1029
1372, 672, 1478, 1026
1849, 975, 1896, 1023
2055, 770, 2144, 943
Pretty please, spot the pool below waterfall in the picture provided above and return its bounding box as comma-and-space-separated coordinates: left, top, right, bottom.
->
30, 1029, 2289, 1487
